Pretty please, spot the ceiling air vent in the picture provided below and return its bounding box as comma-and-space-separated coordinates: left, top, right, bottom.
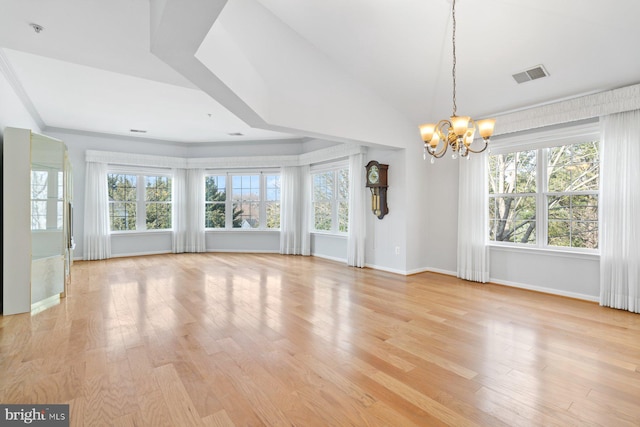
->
512, 65, 549, 84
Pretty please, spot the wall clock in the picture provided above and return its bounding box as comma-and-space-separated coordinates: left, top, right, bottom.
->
365, 160, 389, 219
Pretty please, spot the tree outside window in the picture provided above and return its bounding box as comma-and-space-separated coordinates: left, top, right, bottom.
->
108, 173, 172, 231
108, 174, 137, 231
488, 140, 599, 249
205, 172, 278, 229
312, 167, 349, 234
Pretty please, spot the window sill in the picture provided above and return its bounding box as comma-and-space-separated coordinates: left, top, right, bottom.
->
311, 231, 348, 239
488, 243, 599, 261
110, 230, 172, 237
205, 229, 280, 233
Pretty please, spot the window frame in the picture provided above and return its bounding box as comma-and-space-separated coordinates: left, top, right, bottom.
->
487, 123, 599, 254
204, 169, 281, 231
310, 161, 350, 235
107, 167, 173, 233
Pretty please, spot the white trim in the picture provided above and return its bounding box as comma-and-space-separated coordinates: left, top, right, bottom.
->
364, 263, 410, 276
488, 244, 599, 260
110, 249, 172, 258
490, 121, 599, 153
312, 252, 347, 264
206, 249, 279, 254
189, 155, 298, 169
493, 83, 640, 135
86, 144, 367, 170
489, 277, 598, 302
86, 150, 187, 168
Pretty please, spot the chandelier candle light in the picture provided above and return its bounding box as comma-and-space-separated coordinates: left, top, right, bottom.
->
419, 0, 496, 163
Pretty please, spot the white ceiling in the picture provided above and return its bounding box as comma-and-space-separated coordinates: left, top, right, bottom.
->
1, 0, 639, 145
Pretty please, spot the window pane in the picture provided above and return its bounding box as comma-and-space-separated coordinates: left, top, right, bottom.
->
58, 171, 64, 199
267, 202, 280, 229
488, 151, 536, 194
108, 174, 136, 201
231, 175, 260, 228
31, 201, 47, 230
548, 141, 599, 192
547, 194, 598, 248
313, 172, 333, 201
145, 176, 171, 202
110, 202, 136, 231
338, 169, 349, 200
265, 175, 280, 201
146, 202, 171, 229
314, 201, 332, 231
233, 201, 259, 228
338, 201, 349, 232
548, 220, 570, 247
571, 221, 598, 249
488, 196, 536, 244
515, 150, 537, 193
31, 171, 48, 199
205, 202, 226, 228
206, 176, 226, 201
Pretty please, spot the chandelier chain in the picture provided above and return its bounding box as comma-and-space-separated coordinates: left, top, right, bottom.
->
451, 0, 457, 116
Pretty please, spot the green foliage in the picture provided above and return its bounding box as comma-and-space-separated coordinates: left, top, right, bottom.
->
205, 176, 243, 228
108, 174, 137, 230
145, 176, 171, 229
489, 141, 599, 248
312, 169, 350, 233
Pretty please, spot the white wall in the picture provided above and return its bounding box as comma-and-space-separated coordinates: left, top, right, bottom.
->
365, 148, 409, 274
423, 137, 600, 300
0, 68, 602, 300
311, 234, 347, 262
0, 68, 41, 139
424, 156, 460, 275
490, 247, 599, 301
45, 130, 355, 261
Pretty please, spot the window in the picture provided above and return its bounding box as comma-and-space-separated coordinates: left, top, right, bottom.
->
204, 172, 280, 230
265, 174, 281, 229
31, 169, 63, 231
311, 165, 349, 234
488, 134, 599, 250
108, 172, 172, 231
205, 175, 227, 228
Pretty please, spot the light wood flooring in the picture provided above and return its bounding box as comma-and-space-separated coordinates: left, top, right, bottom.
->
2, 253, 640, 426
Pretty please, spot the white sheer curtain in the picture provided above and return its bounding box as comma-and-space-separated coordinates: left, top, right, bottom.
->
600, 109, 640, 313
172, 168, 188, 253
280, 165, 310, 255
183, 168, 206, 252
457, 152, 489, 282
347, 153, 366, 267
83, 161, 111, 260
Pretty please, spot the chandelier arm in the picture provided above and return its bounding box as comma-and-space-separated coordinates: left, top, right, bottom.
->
430, 146, 449, 158
465, 141, 489, 154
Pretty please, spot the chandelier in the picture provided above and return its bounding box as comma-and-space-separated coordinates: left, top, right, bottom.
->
419, 0, 496, 162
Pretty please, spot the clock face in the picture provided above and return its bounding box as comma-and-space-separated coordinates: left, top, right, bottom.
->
368, 165, 380, 184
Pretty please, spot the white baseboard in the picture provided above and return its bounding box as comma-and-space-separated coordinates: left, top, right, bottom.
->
489, 277, 598, 302
364, 263, 409, 275
312, 252, 347, 264
110, 250, 172, 259
206, 249, 279, 254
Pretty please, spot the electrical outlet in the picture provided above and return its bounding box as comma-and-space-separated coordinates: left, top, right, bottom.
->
395, 246, 400, 255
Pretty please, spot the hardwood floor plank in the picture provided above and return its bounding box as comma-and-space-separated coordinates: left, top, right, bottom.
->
154, 363, 203, 427
2, 253, 640, 425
